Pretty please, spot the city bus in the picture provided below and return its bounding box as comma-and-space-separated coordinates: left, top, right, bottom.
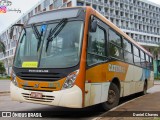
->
10, 6, 154, 110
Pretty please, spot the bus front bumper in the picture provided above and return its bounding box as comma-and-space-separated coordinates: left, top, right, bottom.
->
10, 82, 82, 108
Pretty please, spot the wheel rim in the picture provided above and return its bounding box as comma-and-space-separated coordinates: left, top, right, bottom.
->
107, 89, 116, 104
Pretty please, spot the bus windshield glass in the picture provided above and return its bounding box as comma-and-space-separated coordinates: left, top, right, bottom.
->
14, 20, 84, 68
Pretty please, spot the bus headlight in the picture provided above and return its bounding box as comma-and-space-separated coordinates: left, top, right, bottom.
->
11, 72, 18, 86
63, 70, 79, 89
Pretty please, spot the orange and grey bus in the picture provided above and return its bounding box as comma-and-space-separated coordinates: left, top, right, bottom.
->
10, 6, 154, 110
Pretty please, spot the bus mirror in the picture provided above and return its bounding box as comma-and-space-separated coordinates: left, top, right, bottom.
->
90, 20, 97, 32
10, 24, 24, 39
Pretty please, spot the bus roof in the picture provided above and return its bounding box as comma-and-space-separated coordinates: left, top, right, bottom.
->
27, 7, 85, 25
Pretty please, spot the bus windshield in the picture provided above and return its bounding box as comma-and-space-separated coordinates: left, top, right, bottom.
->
14, 20, 84, 68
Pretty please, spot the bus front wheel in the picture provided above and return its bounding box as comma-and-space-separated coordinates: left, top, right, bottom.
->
101, 83, 120, 111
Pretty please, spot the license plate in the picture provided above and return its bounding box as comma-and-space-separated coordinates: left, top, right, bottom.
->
30, 92, 42, 98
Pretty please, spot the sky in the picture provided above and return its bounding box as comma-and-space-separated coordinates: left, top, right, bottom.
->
148, 0, 160, 6
0, 0, 160, 34
0, 0, 42, 34
148, 0, 160, 3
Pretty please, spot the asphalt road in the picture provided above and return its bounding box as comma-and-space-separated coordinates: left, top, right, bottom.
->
0, 80, 160, 120
0, 80, 10, 92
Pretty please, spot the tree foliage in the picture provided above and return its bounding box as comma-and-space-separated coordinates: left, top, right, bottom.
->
0, 61, 5, 74
151, 45, 160, 60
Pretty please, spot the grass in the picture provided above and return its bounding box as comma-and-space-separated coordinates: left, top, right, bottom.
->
0, 76, 11, 80
154, 78, 160, 80
154, 118, 160, 120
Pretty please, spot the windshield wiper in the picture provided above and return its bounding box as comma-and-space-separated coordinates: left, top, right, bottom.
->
31, 24, 43, 51
46, 18, 68, 52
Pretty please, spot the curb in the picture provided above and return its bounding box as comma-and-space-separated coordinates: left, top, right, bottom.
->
154, 84, 160, 85
0, 91, 10, 94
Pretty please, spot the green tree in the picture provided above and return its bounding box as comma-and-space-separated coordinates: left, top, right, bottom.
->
0, 38, 6, 74
151, 45, 160, 78
152, 46, 160, 60
0, 61, 5, 74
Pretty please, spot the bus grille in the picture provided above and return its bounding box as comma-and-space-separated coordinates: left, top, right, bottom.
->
17, 72, 65, 81
22, 93, 55, 102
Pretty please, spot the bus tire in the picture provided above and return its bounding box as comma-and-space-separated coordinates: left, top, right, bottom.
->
141, 81, 147, 95
101, 83, 120, 111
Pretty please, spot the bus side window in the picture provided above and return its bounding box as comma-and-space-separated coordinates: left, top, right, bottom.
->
87, 26, 106, 66
146, 55, 150, 69
123, 39, 133, 64
109, 29, 123, 59
149, 57, 153, 70
133, 46, 141, 66
140, 51, 146, 68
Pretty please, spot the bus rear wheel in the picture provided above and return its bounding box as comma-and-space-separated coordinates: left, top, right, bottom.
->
101, 83, 120, 111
